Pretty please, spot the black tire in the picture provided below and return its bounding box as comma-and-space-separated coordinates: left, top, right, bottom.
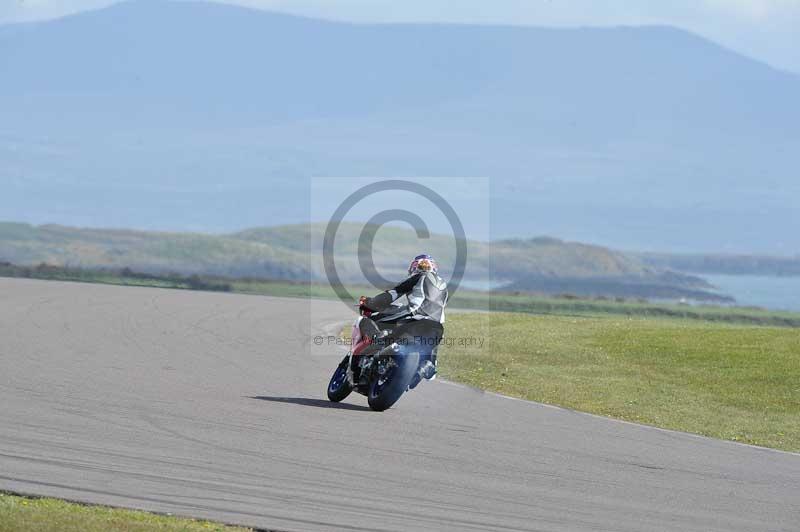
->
367, 351, 419, 412
327, 356, 353, 402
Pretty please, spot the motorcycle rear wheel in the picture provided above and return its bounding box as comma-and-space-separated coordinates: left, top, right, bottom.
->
367, 351, 419, 412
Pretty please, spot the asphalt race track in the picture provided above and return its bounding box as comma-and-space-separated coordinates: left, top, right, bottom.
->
1, 278, 798, 531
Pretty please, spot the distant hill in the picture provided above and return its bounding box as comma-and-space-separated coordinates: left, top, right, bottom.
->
0, 221, 726, 301
505, 273, 732, 303
639, 253, 800, 277
0, 0, 798, 253
0, 222, 312, 278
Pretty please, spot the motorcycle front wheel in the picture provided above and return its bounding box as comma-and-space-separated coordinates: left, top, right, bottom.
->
327, 355, 353, 402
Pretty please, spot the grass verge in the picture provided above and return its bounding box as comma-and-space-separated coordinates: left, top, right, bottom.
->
439, 312, 800, 452
2, 262, 798, 327
0, 492, 252, 532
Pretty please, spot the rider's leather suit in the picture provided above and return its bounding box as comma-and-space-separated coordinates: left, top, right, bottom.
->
355, 271, 449, 382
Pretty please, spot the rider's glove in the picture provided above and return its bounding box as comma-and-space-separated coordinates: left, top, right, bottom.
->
358, 296, 372, 316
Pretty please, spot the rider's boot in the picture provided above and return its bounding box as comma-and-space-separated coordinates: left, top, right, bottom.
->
422, 348, 438, 379
408, 353, 437, 390
419, 359, 437, 380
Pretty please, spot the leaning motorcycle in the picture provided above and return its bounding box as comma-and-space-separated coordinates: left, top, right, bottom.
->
327, 304, 442, 411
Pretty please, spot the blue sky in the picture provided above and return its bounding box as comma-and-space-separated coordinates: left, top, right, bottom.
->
3, 0, 798, 73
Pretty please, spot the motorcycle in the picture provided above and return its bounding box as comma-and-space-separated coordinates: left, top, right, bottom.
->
327, 303, 442, 411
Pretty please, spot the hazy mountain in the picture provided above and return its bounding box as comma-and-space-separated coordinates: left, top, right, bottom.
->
1, 0, 798, 253
0, 221, 653, 280
639, 252, 800, 277
0, 221, 726, 301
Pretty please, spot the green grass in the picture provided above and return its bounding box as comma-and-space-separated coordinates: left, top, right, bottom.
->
239, 281, 800, 328
452, 290, 800, 327
0, 493, 251, 532
3, 262, 799, 327
438, 312, 800, 451
0, 263, 233, 292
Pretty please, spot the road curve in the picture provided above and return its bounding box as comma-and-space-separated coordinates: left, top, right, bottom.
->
0, 278, 798, 531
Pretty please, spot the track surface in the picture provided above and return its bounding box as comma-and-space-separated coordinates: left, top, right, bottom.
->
1, 278, 798, 531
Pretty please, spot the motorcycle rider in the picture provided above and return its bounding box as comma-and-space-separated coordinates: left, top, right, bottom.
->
356, 254, 448, 388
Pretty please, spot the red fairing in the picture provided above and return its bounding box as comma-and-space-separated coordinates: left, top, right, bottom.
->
351, 317, 371, 358
352, 334, 372, 357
